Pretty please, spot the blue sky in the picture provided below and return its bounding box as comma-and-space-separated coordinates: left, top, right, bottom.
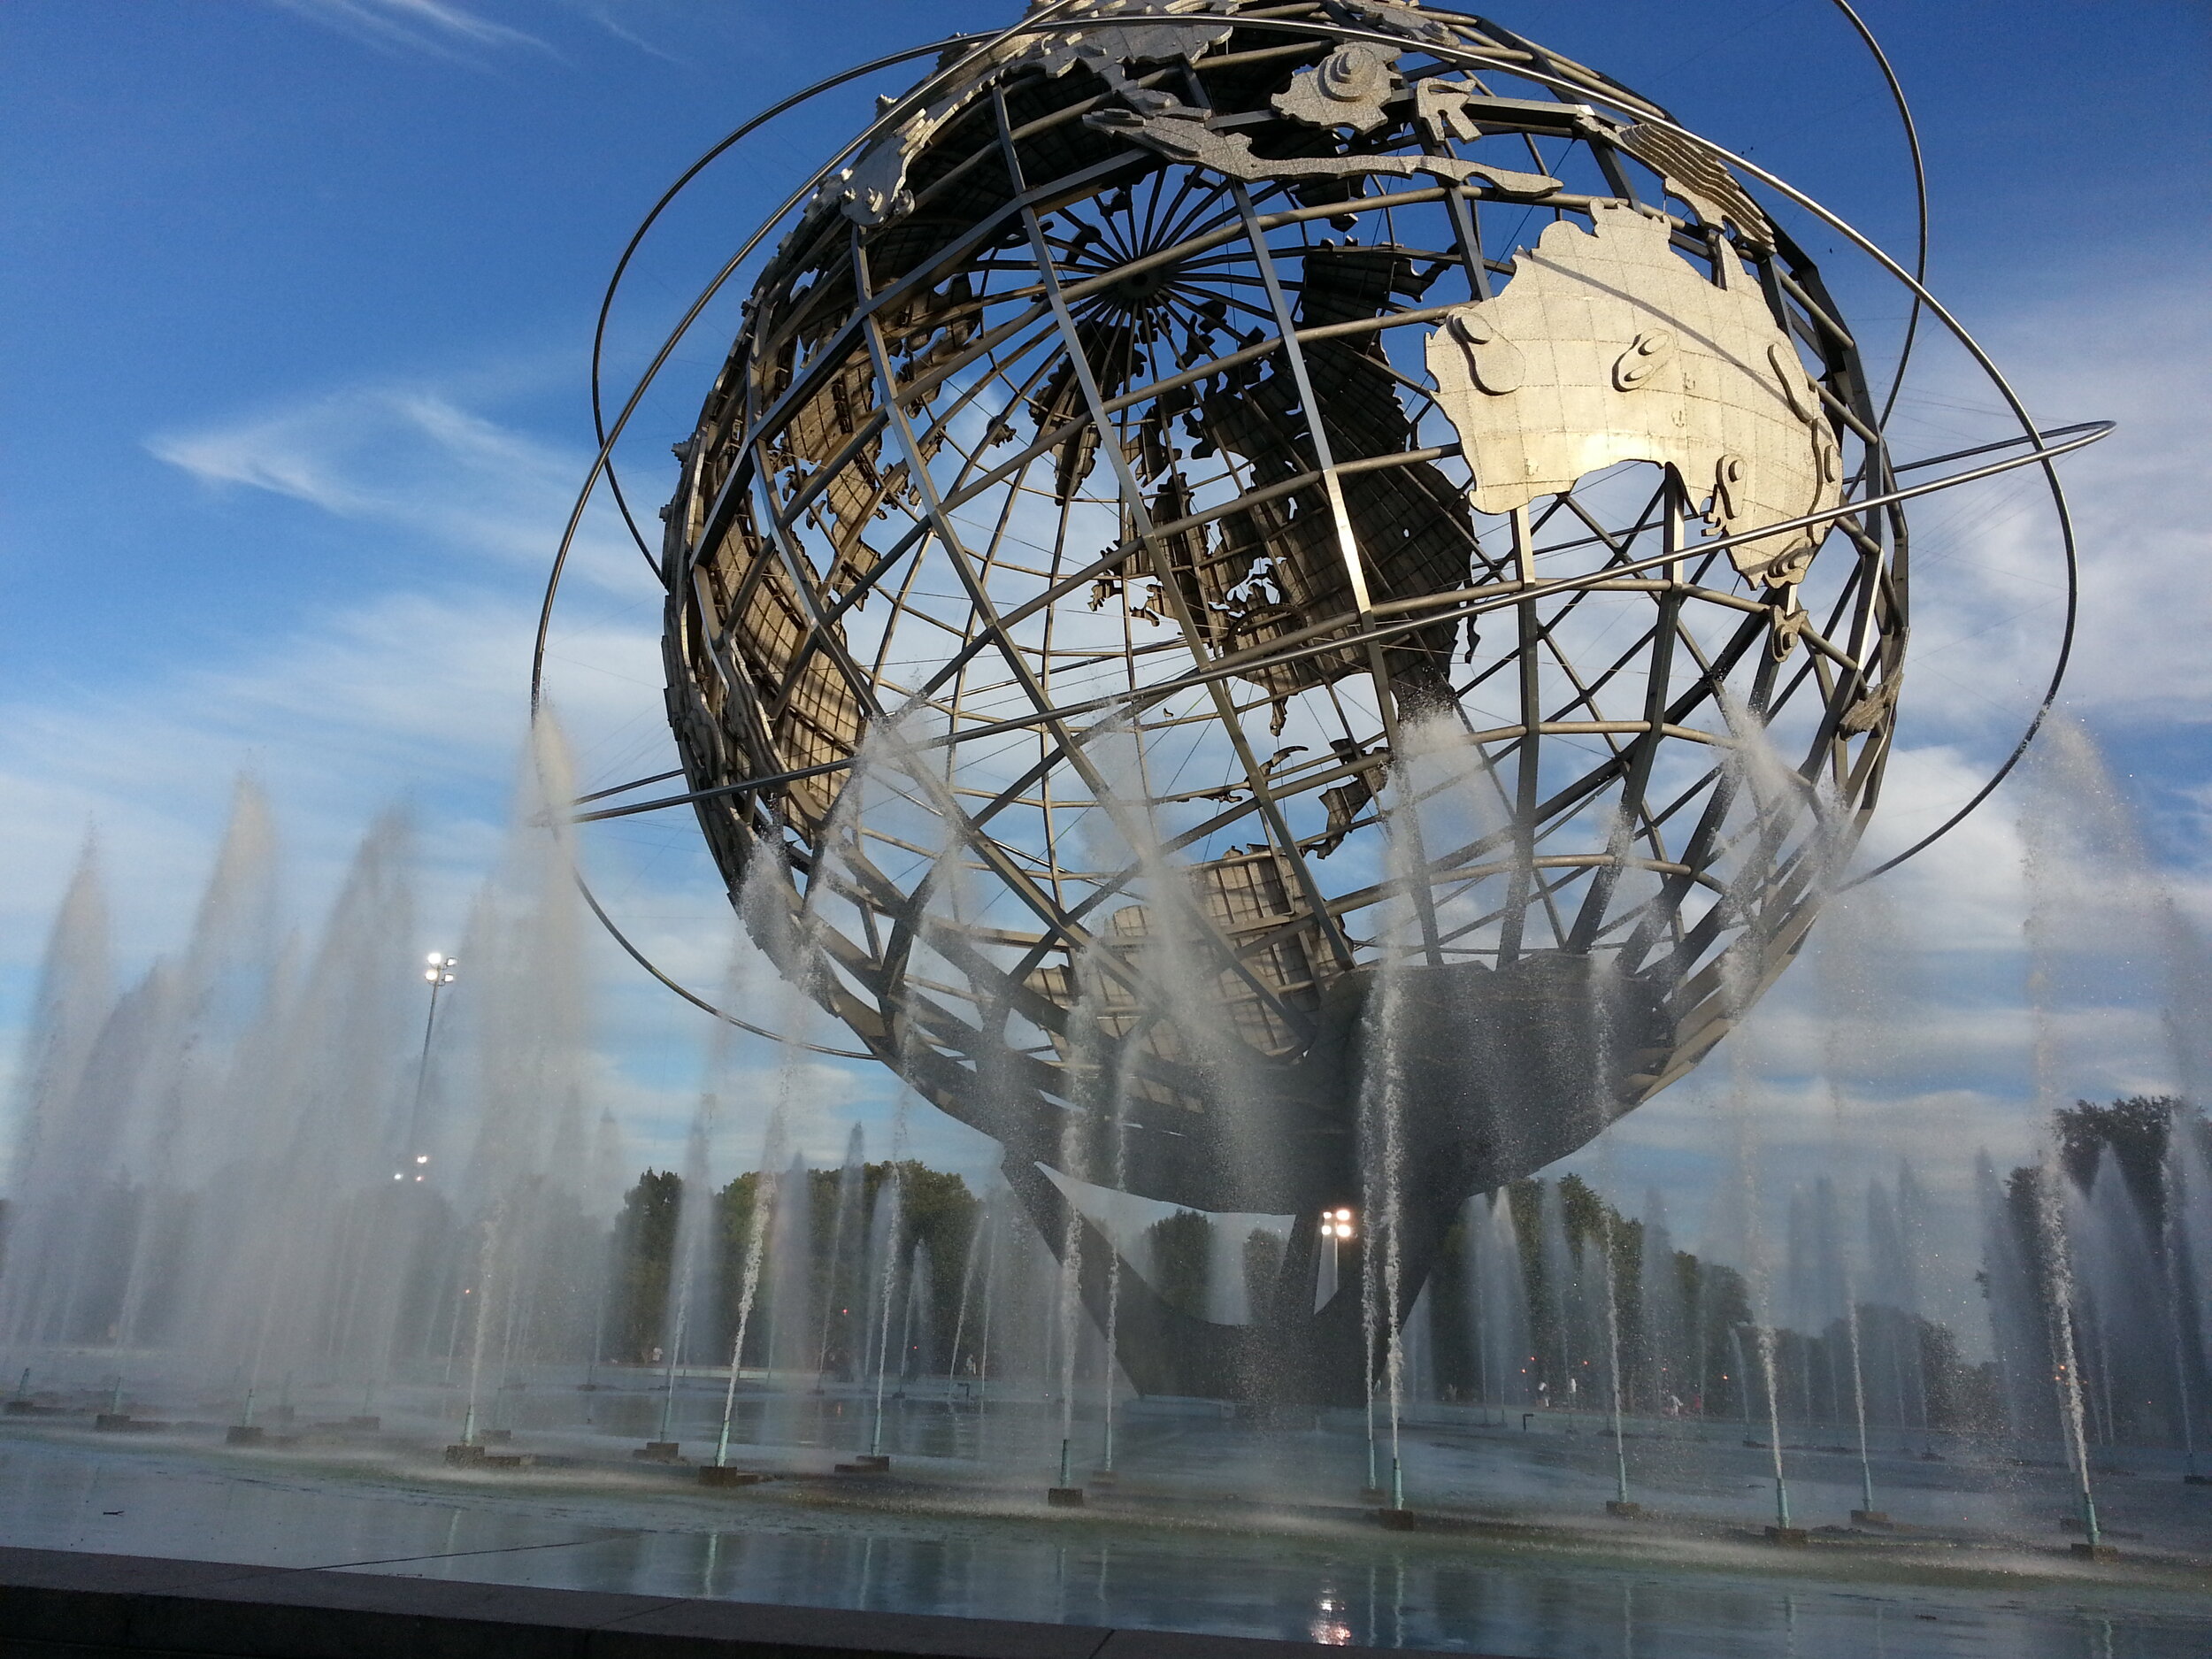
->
4, 1, 2208, 1301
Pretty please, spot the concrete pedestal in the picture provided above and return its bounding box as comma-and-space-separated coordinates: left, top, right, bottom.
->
699, 1466, 770, 1488
1046, 1487, 1085, 1508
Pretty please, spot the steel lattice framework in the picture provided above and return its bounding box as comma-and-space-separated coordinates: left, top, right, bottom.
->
548, 1, 2105, 1402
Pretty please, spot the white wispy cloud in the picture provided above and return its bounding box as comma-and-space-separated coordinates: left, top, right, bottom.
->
572, 4, 682, 65
148, 380, 648, 595
268, 0, 556, 62
0, 590, 517, 952
1881, 268, 2211, 737
265, 0, 694, 68
13, 367, 672, 957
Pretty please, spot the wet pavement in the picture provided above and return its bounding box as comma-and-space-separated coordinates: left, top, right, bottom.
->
4, 1371, 2208, 1657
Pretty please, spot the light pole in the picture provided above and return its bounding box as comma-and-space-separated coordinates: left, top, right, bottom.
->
374, 952, 457, 1419
399, 952, 456, 1182
1322, 1207, 1384, 1499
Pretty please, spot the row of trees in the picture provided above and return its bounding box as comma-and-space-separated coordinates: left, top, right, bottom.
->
545, 1095, 2212, 1446
1126, 1175, 1983, 1429
605, 1159, 982, 1379
1985, 1096, 2211, 1446
596, 1164, 1976, 1427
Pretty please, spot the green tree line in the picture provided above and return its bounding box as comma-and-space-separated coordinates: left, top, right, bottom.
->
607, 1159, 978, 1376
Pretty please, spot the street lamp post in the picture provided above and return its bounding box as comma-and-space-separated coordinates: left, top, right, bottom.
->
1322, 1208, 1386, 1501
400, 953, 456, 1181
377, 953, 457, 1421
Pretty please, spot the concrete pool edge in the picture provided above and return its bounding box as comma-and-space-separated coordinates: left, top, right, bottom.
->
0, 1545, 1509, 1659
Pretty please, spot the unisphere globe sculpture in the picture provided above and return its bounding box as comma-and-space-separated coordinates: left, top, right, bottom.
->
657, 0, 1914, 1403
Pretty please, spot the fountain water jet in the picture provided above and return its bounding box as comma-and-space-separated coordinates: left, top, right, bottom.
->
649, 1081, 724, 1456
1814, 898, 1889, 1522
1638, 1191, 1684, 1426
1597, 1209, 1635, 1517
2035, 1149, 2108, 1554
2019, 719, 2113, 1548
2168, 1132, 2212, 1480
1094, 1071, 1134, 1484
711, 1108, 788, 1477
1478, 1192, 1531, 1421
817, 1127, 865, 1386
1866, 1170, 1933, 1450
866, 1102, 909, 1463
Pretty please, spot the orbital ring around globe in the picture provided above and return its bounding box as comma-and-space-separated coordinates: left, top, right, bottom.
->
581, 0, 1934, 579
532, 0, 2112, 1401
536, 2, 2101, 1076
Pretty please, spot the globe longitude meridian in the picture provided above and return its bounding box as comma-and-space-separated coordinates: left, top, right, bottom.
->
660, 1, 1903, 1402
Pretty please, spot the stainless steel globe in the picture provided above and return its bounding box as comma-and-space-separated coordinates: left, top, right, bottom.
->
656, 0, 1909, 1401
